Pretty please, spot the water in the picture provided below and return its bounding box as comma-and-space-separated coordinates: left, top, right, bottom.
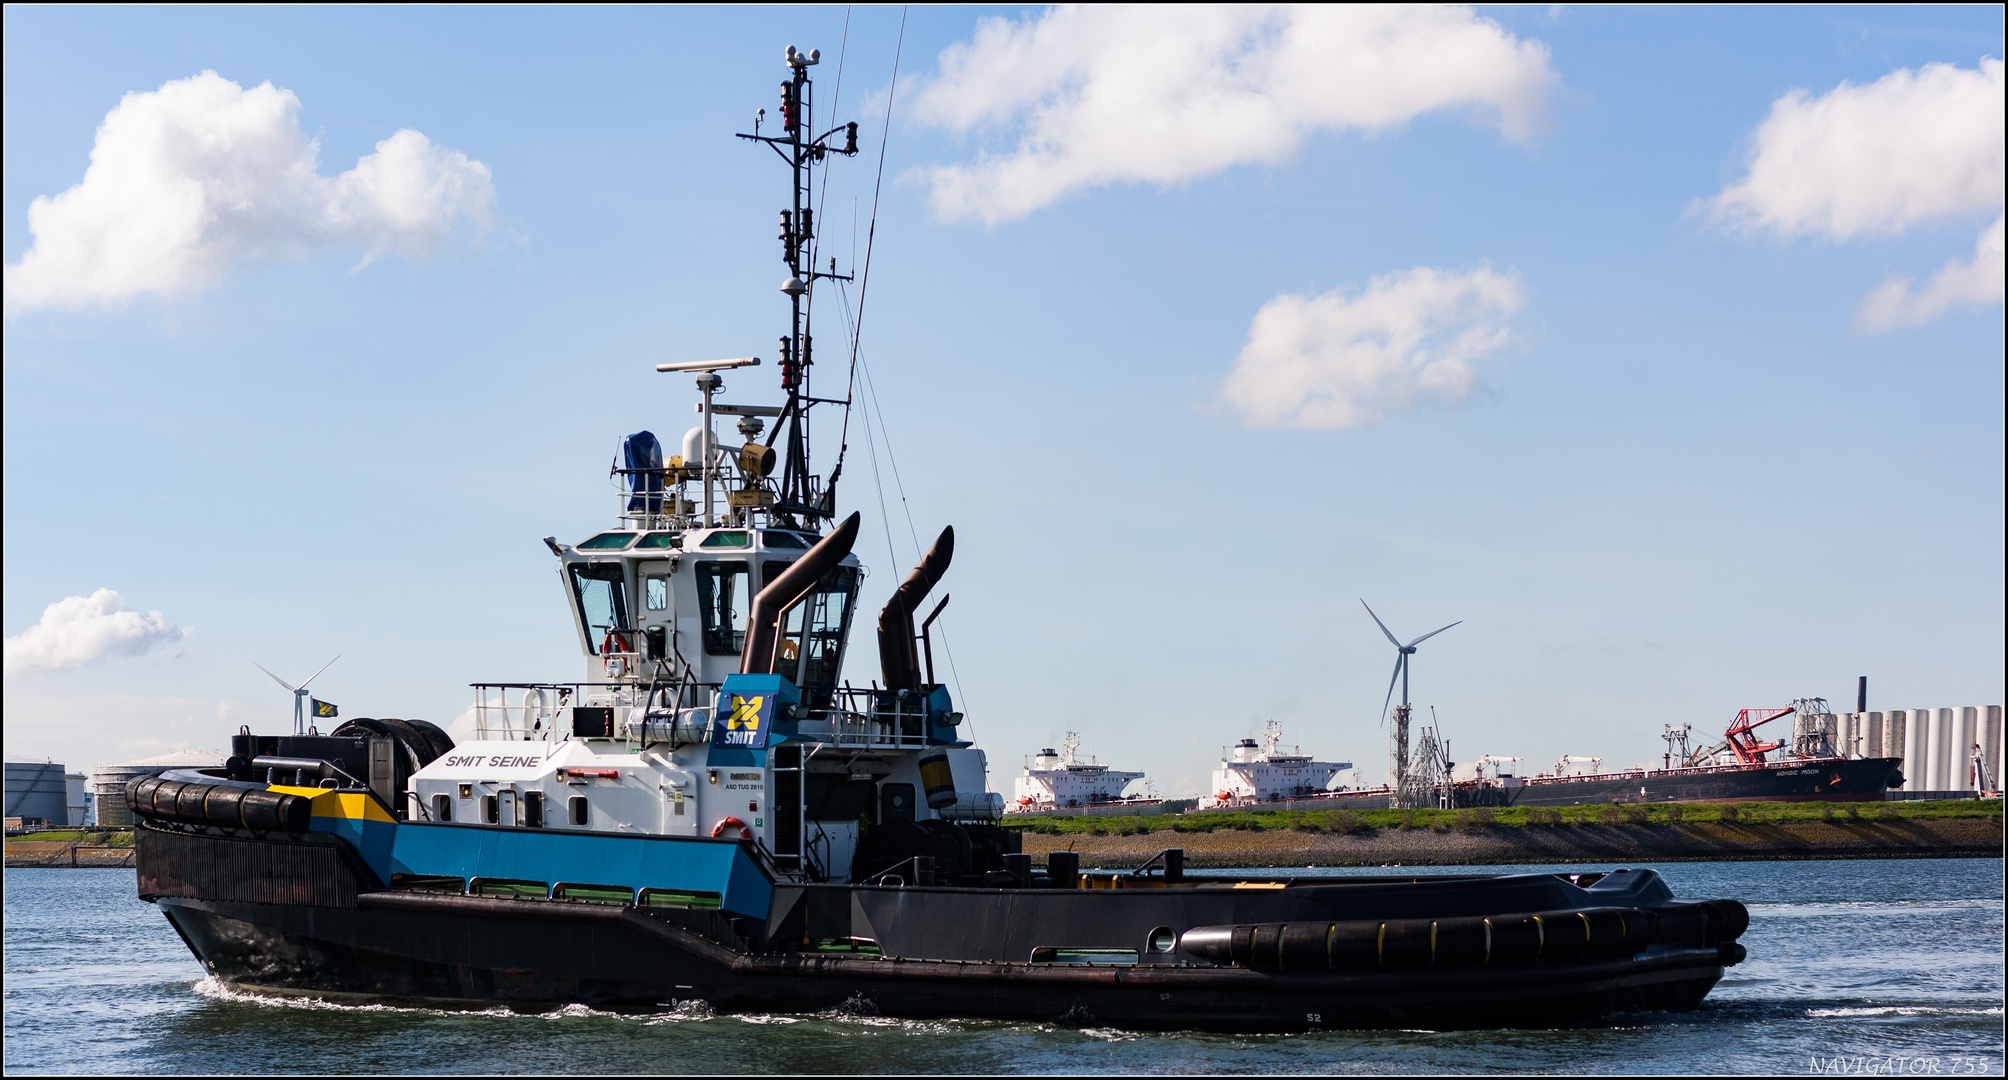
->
5, 859, 2001, 1074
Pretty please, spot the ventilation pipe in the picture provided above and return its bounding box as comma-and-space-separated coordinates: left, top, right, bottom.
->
739, 512, 861, 675
877, 526, 954, 693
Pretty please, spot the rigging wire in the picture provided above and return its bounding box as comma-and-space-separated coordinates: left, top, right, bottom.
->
821, 9, 970, 724
833, 5, 904, 472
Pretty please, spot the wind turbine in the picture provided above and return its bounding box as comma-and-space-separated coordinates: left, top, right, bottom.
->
255, 656, 340, 736
1362, 601, 1459, 808
1362, 601, 1461, 722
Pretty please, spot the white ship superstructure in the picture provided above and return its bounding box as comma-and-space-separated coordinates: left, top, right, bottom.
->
1008, 733, 1147, 812
1199, 722, 1352, 809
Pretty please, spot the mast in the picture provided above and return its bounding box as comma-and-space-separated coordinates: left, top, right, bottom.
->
739, 45, 859, 531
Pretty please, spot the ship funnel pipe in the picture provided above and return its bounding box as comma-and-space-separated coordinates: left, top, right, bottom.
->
877, 526, 954, 692
739, 511, 861, 675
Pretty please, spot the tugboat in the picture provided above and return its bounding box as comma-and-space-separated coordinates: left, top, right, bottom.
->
1198, 722, 1353, 809
126, 43, 1749, 1029
1009, 733, 1155, 813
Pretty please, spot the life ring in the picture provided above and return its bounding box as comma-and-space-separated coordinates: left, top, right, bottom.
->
601, 631, 634, 677
711, 816, 753, 841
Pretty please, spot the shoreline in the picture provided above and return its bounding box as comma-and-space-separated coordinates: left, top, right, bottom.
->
1020, 816, 2004, 868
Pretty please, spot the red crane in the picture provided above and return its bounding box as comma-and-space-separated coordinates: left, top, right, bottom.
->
1723, 707, 1795, 765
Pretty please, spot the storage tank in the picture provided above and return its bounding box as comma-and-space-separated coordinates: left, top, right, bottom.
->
1954, 707, 1978, 792
1987, 706, 2004, 792
4, 762, 70, 827
1864, 712, 1884, 760
65, 773, 88, 827
91, 749, 224, 827
1899, 710, 1925, 790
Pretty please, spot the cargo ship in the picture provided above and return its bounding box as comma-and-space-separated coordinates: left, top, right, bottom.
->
1198, 722, 1354, 809
1293, 701, 1906, 811
1007, 733, 1158, 813
126, 42, 1748, 1029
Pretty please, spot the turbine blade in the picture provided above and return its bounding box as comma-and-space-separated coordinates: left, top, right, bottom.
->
254, 662, 298, 693
297, 655, 341, 691
1381, 654, 1405, 722
1406, 621, 1462, 648
1361, 600, 1401, 648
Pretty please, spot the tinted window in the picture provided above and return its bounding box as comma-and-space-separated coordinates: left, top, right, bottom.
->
695, 561, 751, 655
636, 532, 681, 549
774, 565, 860, 702
698, 531, 750, 548
567, 563, 630, 654
763, 531, 810, 549
578, 532, 638, 550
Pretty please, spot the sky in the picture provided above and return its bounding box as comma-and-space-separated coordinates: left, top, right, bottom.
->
4, 6, 2002, 799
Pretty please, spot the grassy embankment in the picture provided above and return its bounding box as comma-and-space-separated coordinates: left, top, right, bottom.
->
1010, 799, 2001, 837
8, 830, 135, 846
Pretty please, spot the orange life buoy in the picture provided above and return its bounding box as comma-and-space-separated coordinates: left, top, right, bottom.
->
601, 631, 634, 678
711, 816, 753, 840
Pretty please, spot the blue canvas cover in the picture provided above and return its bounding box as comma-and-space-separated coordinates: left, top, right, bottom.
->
622, 431, 664, 513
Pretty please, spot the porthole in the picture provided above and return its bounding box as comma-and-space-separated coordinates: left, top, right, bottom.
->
1147, 926, 1178, 953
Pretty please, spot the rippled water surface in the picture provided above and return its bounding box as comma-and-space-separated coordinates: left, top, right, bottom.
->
5, 859, 2001, 1074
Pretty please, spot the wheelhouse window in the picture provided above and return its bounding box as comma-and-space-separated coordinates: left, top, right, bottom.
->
695, 560, 751, 656
699, 531, 750, 549
770, 564, 860, 705
763, 531, 810, 549
577, 532, 638, 550
636, 532, 681, 549
567, 562, 631, 655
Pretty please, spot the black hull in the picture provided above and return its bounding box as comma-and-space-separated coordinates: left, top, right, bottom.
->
1308, 757, 1905, 810
136, 822, 1743, 1030
159, 893, 1730, 1031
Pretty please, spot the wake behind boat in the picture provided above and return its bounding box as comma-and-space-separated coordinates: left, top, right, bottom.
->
126, 41, 1747, 1029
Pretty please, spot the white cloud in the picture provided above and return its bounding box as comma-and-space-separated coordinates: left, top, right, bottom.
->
1857, 215, 2006, 330
4, 71, 495, 315
1705, 58, 2003, 331
1217, 265, 1525, 429
444, 703, 481, 746
1707, 59, 2002, 239
4, 589, 191, 677
908, 5, 1557, 224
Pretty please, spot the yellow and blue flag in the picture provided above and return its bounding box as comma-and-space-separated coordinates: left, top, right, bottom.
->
311, 699, 339, 719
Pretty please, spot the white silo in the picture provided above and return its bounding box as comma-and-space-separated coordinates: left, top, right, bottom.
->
1930, 708, 1956, 791
1899, 710, 1925, 791
1955, 707, 1979, 792
1864, 712, 1884, 759
1986, 706, 2004, 792
65, 773, 88, 827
